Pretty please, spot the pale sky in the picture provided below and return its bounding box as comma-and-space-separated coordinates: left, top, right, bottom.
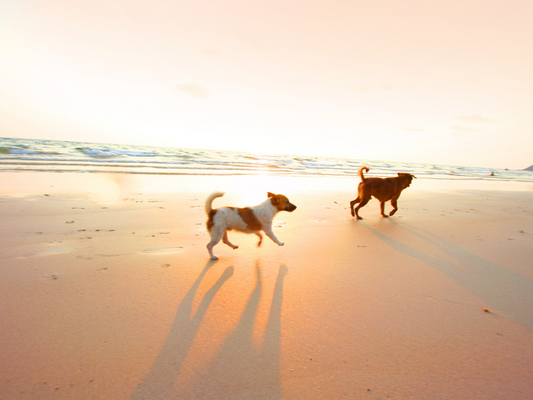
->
1, 0, 532, 169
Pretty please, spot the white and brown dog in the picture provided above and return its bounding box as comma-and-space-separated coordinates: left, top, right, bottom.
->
205, 192, 297, 260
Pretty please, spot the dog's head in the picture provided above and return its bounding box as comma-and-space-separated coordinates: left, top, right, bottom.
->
397, 173, 416, 188
268, 192, 297, 212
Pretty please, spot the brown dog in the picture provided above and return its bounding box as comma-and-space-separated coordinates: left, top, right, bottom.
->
350, 166, 415, 219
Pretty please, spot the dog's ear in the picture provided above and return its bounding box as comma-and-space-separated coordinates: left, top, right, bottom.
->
268, 192, 279, 204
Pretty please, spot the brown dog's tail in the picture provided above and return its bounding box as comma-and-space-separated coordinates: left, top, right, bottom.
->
358, 166, 370, 182
205, 191, 225, 215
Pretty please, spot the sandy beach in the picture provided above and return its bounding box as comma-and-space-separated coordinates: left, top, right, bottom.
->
1, 172, 533, 399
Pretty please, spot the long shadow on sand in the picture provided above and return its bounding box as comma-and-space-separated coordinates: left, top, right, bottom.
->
359, 220, 533, 332
132, 261, 287, 400
174, 262, 288, 400
131, 260, 233, 400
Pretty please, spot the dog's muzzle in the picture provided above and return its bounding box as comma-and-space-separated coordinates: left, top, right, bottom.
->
285, 204, 297, 212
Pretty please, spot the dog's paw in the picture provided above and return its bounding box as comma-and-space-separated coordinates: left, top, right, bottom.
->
211, 255, 219, 260
278, 242, 285, 246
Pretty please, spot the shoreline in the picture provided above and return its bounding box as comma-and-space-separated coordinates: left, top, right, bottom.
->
1, 171, 533, 198
2, 137, 532, 181
1, 172, 533, 399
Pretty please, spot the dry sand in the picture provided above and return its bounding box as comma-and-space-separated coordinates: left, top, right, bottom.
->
1, 172, 533, 399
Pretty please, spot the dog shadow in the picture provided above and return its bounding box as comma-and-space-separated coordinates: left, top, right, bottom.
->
132, 261, 287, 400
175, 262, 288, 399
359, 220, 533, 332
131, 260, 233, 400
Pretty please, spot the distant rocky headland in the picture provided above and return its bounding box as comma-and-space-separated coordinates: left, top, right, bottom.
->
525, 165, 533, 171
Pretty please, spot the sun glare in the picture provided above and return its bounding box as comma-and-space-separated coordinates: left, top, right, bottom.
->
87, 176, 121, 205
218, 173, 309, 206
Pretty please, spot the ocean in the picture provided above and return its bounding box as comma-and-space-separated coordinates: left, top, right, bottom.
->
1, 137, 532, 183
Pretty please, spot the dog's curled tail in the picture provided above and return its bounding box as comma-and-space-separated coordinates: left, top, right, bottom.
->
205, 191, 225, 215
358, 166, 370, 182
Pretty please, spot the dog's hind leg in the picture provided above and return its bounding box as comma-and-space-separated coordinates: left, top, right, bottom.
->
207, 227, 225, 260
350, 197, 361, 217
380, 201, 389, 218
352, 196, 371, 220
255, 232, 263, 247
222, 231, 239, 249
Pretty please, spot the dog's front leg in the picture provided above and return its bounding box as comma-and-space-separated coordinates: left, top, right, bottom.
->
389, 198, 399, 216
263, 227, 284, 246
